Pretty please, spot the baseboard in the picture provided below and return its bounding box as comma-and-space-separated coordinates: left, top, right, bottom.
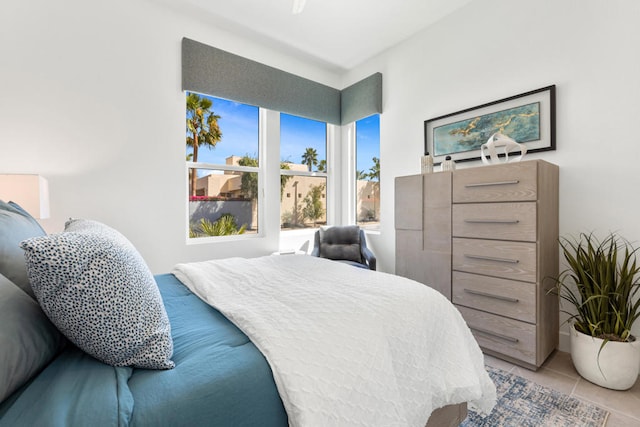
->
558, 330, 570, 353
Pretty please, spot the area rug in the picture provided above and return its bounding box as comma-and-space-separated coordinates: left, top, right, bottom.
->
461, 366, 609, 427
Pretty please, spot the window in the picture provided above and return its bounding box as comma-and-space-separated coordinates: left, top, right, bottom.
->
279, 113, 328, 230
186, 92, 260, 238
355, 114, 380, 230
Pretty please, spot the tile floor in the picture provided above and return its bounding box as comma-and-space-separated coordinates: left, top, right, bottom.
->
484, 351, 640, 426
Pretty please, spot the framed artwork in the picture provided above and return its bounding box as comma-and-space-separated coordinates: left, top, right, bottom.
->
424, 85, 556, 164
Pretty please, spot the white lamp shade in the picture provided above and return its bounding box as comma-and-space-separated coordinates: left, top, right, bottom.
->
0, 174, 50, 219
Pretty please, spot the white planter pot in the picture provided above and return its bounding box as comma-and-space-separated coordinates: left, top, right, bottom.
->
570, 323, 640, 390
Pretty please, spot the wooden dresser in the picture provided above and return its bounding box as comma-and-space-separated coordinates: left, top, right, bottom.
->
395, 160, 559, 370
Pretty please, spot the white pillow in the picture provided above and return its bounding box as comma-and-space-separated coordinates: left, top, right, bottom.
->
20, 219, 174, 369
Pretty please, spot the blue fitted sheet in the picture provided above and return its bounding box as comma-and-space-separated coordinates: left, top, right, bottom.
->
0, 274, 288, 426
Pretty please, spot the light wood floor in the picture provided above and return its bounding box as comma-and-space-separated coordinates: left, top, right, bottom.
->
484, 351, 640, 426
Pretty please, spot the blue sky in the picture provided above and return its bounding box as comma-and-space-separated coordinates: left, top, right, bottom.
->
186, 96, 260, 164
280, 113, 326, 165
355, 114, 380, 174
186, 94, 379, 173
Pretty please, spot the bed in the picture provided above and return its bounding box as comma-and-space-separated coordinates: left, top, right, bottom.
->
0, 200, 495, 426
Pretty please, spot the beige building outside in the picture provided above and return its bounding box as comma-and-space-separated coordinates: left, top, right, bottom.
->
193, 156, 379, 230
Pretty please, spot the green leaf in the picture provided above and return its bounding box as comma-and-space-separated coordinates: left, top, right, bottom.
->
552, 232, 640, 344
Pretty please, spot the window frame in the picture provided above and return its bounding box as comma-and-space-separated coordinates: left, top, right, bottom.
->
278, 117, 334, 232
186, 104, 266, 243
184, 96, 341, 244
353, 114, 381, 232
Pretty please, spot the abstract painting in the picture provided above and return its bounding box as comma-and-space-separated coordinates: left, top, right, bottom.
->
425, 86, 555, 164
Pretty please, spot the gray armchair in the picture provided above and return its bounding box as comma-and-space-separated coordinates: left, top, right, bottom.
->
310, 225, 376, 270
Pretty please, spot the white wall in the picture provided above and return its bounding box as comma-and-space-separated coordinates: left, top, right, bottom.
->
343, 0, 640, 349
0, 0, 341, 273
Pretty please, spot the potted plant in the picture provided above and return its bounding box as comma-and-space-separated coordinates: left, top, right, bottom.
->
553, 232, 640, 390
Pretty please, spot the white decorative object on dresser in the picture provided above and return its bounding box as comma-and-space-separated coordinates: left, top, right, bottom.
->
395, 159, 559, 370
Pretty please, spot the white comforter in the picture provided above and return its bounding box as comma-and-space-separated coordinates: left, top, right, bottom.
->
172, 255, 495, 427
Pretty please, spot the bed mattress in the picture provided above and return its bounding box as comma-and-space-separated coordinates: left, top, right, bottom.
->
0, 274, 288, 426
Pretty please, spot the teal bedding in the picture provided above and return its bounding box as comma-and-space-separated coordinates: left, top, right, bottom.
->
0, 274, 288, 426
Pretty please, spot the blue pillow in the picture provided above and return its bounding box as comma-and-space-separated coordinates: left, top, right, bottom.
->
20, 219, 175, 370
0, 273, 66, 403
0, 200, 46, 298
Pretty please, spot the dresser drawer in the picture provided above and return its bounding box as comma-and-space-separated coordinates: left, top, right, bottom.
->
457, 305, 536, 365
452, 271, 536, 323
453, 161, 538, 203
452, 238, 536, 282
452, 202, 537, 242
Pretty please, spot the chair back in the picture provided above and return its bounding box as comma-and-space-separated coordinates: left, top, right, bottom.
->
317, 226, 363, 264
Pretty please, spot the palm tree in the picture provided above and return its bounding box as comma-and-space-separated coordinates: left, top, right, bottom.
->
280, 162, 293, 199
186, 153, 194, 187
301, 147, 318, 172
238, 156, 292, 201
317, 159, 326, 173
186, 93, 222, 196
237, 156, 296, 229
238, 155, 259, 230
367, 157, 380, 221
367, 156, 380, 182
238, 155, 259, 200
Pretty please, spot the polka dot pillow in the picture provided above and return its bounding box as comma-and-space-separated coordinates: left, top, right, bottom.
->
20, 219, 174, 369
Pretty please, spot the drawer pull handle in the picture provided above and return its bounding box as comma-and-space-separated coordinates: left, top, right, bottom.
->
465, 180, 520, 188
470, 327, 520, 343
464, 254, 520, 264
463, 288, 519, 303
464, 219, 520, 224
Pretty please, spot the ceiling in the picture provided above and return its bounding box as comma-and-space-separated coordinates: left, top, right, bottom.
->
158, 0, 475, 73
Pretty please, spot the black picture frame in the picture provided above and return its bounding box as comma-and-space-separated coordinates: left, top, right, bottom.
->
424, 85, 556, 164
